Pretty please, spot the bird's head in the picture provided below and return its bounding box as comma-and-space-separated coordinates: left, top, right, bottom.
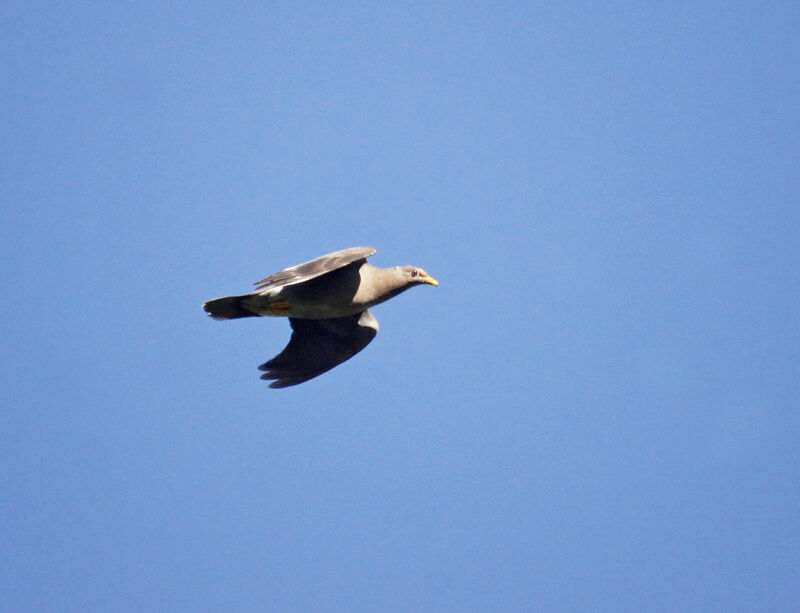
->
398, 265, 439, 287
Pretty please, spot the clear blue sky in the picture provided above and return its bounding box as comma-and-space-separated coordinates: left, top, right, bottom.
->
2, 3, 799, 611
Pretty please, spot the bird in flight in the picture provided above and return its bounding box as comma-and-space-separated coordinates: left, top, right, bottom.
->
203, 247, 438, 388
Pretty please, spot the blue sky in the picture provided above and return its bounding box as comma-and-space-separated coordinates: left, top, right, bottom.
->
2, 3, 799, 611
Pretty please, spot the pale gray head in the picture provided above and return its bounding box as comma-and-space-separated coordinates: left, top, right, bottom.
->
396, 265, 439, 287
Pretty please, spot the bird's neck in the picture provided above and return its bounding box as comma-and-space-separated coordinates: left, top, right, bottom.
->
356, 265, 412, 307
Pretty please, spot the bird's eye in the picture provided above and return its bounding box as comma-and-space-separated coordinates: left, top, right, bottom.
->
411, 269, 418, 277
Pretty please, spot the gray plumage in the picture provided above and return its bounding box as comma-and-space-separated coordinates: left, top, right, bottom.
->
203, 247, 438, 388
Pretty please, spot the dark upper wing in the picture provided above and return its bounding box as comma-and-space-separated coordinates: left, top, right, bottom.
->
253, 246, 376, 291
258, 310, 379, 388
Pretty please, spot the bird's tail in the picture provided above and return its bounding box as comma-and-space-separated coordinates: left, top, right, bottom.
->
203, 295, 259, 320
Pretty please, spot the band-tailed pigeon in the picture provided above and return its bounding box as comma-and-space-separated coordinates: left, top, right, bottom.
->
203, 247, 438, 388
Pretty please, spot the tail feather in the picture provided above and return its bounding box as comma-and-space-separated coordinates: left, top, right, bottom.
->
203, 295, 259, 320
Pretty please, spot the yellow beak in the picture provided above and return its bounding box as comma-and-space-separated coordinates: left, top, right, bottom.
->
420, 275, 439, 287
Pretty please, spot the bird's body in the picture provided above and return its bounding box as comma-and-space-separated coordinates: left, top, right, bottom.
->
203, 247, 437, 388
229, 262, 413, 320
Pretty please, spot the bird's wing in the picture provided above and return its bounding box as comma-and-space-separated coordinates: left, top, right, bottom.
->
258, 310, 379, 388
253, 247, 376, 291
